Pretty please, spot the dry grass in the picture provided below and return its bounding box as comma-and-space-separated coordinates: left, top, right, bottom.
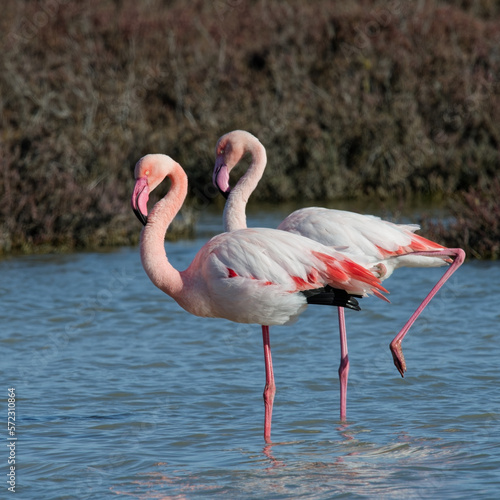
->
0, 0, 499, 255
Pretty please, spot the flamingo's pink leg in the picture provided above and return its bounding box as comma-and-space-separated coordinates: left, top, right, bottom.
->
262, 325, 275, 443
390, 248, 465, 377
337, 307, 349, 421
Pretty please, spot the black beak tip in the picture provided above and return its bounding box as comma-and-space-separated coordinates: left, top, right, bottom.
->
133, 208, 148, 226
215, 183, 231, 200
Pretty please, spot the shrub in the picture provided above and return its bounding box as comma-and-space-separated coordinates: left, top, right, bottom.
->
421, 177, 500, 260
0, 0, 498, 255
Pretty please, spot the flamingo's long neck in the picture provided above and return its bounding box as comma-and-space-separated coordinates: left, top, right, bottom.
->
140, 163, 186, 298
223, 141, 267, 232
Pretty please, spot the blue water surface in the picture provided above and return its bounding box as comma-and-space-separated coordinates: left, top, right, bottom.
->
1, 209, 499, 499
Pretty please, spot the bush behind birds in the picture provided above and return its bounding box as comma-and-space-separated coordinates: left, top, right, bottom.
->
1, 0, 499, 256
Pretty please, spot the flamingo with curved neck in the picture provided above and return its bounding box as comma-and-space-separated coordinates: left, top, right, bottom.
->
213, 130, 465, 422
132, 153, 389, 442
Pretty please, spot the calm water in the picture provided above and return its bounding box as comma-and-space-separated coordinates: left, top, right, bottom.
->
1, 209, 500, 499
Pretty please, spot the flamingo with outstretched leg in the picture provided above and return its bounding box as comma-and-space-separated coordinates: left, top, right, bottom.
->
213, 130, 465, 420
131, 153, 389, 442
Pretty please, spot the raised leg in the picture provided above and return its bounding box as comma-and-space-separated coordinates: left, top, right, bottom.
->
262, 325, 276, 443
338, 306, 349, 421
390, 248, 465, 377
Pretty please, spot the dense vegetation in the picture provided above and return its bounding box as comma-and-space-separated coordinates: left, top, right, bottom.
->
422, 179, 500, 260
1, 0, 499, 256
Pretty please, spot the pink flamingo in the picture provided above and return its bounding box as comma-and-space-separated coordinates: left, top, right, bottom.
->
131, 153, 389, 442
213, 130, 465, 423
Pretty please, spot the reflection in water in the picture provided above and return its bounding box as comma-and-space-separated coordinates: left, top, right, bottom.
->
262, 423, 354, 469
109, 425, 460, 499
337, 422, 355, 441
262, 441, 287, 469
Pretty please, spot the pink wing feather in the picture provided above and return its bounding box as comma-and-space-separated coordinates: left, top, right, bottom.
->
198, 228, 386, 297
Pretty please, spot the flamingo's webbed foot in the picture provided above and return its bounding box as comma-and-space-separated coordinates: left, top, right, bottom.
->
390, 340, 406, 378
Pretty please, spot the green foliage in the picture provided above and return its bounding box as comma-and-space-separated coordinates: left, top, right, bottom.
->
0, 0, 499, 255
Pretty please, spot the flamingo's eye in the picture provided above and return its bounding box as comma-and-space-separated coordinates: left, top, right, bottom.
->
145, 169, 150, 176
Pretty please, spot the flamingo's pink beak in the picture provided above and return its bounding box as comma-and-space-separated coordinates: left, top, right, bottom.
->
131, 176, 149, 226
213, 157, 231, 199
